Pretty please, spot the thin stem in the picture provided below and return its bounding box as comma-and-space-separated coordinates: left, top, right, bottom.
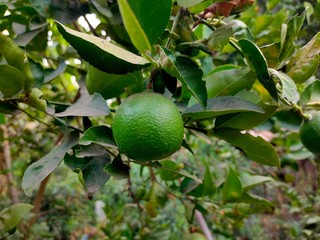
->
165, 7, 184, 48
17, 106, 51, 127
195, 210, 215, 240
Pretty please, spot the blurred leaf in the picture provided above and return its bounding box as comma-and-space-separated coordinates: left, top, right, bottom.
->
28, 59, 44, 88
79, 125, 116, 148
86, 64, 138, 100
182, 96, 264, 121
286, 32, 320, 84
22, 131, 79, 196
15, 28, 46, 47
300, 80, 320, 106
177, 0, 204, 7
214, 128, 280, 167
278, 10, 306, 64
239, 172, 273, 191
117, 0, 151, 52
260, 42, 281, 68
0, 65, 25, 97
56, 21, 149, 74
0, 203, 33, 235
269, 69, 299, 104
0, 33, 33, 89
238, 39, 278, 101
104, 155, 130, 179
158, 159, 183, 181
201, 162, 215, 196
44, 60, 67, 84
159, 47, 207, 108
208, 20, 253, 51
55, 93, 110, 117
27, 88, 47, 112
223, 167, 243, 203
204, 0, 254, 17
205, 67, 256, 98
181, 139, 194, 155
239, 192, 275, 207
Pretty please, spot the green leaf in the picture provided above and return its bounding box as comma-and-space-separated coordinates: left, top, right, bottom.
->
269, 69, 299, 104
239, 172, 273, 191
215, 101, 277, 130
238, 39, 278, 101
214, 128, 280, 167
278, 10, 306, 64
104, 155, 130, 179
55, 93, 110, 117
158, 159, 184, 181
0, 33, 34, 89
239, 192, 275, 207
201, 162, 215, 196
159, 47, 207, 108
117, 0, 151, 52
22, 131, 79, 196
44, 60, 67, 84
223, 167, 243, 203
55, 21, 149, 74
177, 0, 204, 7
182, 96, 264, 121
0, 65, 25, 97
27, 88, 47, 112
286, 32, 320, 84
86, 64, 138, 100
80, 156, 111, 193
205, 67, 256, 98
79, 125, 116, 148
126, 0, 172, 44
208, 20, 253, 51
0, 203, 33, 235
75, 143, 108, 158
300, 80, 320, 106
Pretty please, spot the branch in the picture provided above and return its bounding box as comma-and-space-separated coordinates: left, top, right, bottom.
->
195, 210, 215, 240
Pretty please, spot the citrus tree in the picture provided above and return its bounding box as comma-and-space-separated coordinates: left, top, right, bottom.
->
1, 0, 320, 239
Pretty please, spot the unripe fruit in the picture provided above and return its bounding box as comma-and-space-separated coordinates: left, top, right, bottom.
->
299, 112, 320, 155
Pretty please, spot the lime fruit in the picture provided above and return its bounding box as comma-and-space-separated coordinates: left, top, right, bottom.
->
299, 112, 320, 155
112, 92, 184, 161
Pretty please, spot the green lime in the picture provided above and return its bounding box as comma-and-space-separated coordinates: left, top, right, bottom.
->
299, 112, 320, 155
112, 92, 184, 162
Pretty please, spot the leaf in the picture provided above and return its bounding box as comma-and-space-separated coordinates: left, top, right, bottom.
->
238, 39, 278, 101
27, 88, 47, 112
239, 172, 273, 191
203, 0, 254, 17
0, 203, 33, 234
75, 143, 108, 158
55, 93, 110, 117
239, 192, 275, 207
159, 47, 207, 108
269, 69, 299, 104
300, 80, 320, 106
79, 125, 116, 148
215, 101, 277, 130
177, 0, 204, 8
117, 0, 151, 52
126, 0, 172, 45
286, 32, 320, 84
278, 10, 306, 64
80, 156, 111, 193
0, 33, 34, 89
214, 128, 280, 167
223, 167, 243, 203
182, 96, 264, 121
158, 159, 184, 181
0, 65, 25, 97
201, 162, 216, 196
86, 64, 138, 100
205, 67, 256, 98
55, 21, 149, 74
104, 155, 130, 179
208, 20, 253, 51
44, 60, 67, 84
22, 131, 79, 196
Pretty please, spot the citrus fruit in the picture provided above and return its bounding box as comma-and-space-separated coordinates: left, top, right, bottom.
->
112, 92, 184, 161
299, 111, 320, 155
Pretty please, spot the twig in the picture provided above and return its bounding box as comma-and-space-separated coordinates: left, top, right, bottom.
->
195, 210, 215, 240
165, 7, 184, 48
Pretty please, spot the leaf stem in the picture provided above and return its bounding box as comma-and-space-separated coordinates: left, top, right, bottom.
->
165, 7, 184, 48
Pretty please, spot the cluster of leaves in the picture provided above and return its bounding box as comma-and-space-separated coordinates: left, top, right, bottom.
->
1, 0, 320, 238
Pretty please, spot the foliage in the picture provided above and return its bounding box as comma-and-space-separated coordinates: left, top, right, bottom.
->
0, 0, 320, 239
